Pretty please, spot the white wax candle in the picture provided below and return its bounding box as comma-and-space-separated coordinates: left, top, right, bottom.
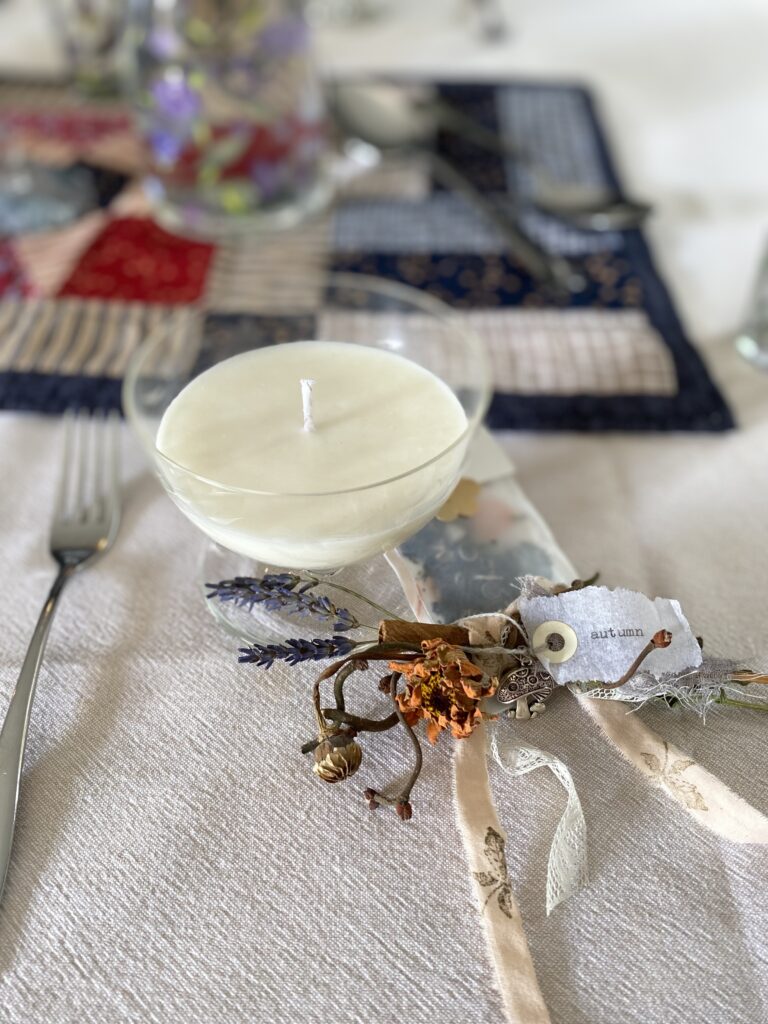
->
156, 341, 469, 569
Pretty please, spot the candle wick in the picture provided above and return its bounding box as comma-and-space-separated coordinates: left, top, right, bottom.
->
301, 378, 315, 432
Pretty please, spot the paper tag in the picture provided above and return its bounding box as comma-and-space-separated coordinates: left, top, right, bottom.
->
518, 586, 703, 684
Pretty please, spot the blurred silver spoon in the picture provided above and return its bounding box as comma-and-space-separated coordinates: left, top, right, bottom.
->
332, 82, 651, 232
330, 82, 586, 295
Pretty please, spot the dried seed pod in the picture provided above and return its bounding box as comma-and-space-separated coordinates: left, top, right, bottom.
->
312, 731, 362, 783
395, 800, 413, 821
378, 673, 396, 693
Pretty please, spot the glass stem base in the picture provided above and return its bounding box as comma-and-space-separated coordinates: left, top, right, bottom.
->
148, 174, 333, 243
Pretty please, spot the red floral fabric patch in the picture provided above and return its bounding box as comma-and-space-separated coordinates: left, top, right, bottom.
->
57, 216, 214, 304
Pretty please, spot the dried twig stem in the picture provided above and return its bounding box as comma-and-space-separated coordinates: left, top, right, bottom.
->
600, 629, 672, 690
323, 709, 400, 732
390, 671, 422, 803
362, 674, 424, 818
716, 691, 768, 713
312, 676, 328, 736
333, 661, 360, 713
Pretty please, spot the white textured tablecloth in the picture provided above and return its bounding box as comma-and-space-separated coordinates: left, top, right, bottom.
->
2, 1, 768, 1022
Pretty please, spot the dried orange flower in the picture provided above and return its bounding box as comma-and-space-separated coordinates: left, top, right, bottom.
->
389, 638, 495, 745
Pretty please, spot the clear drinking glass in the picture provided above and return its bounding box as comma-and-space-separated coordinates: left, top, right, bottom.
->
47, 0, 127, 96
123, 273, 490, 643
126, 0, 332, 238
736, 240, 768, 370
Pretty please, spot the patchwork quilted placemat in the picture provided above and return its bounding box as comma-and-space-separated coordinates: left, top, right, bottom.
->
0, 78, 733, 431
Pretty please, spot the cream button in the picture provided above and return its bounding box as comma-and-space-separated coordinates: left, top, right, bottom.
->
532, 620, 578, 663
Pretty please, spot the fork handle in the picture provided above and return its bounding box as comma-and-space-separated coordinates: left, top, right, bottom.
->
0, 566, 72, 899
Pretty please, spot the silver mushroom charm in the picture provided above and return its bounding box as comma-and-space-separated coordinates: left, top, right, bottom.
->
495, 655, 555, 719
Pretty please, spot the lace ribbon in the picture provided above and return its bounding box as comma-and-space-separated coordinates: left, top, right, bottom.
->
489, 728, 588, 914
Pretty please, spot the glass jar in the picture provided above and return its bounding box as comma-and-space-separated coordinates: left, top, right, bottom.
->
127, 0, 332, 238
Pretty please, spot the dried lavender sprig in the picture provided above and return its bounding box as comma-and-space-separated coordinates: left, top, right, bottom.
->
300, 573, 405, 623
238, 635, 361, 669
206, 574, 359, 632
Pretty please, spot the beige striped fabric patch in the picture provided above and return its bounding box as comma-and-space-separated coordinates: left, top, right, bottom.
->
0, 299, 195, 378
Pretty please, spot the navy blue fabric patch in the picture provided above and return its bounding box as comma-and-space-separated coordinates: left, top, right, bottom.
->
0, 371, 123, 414
433, 83, 507, 194
72, 160, 130, 209
328, 251, 642, 310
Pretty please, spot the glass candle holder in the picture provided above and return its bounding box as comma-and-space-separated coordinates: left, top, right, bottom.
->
126, 0, 332, 239
123, 273, 490, 642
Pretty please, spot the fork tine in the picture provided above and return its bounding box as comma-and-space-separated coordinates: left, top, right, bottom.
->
88, 409, 106, 522
106, 409, 121, 522
54, 409, 75, 520
72, 408, 90, 521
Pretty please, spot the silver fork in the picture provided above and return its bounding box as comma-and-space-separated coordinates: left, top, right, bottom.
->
0, 409, 121, 900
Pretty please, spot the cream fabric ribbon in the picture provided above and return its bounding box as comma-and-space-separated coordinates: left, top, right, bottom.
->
578, 694, 768, 842
454, 721, 552, 1024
